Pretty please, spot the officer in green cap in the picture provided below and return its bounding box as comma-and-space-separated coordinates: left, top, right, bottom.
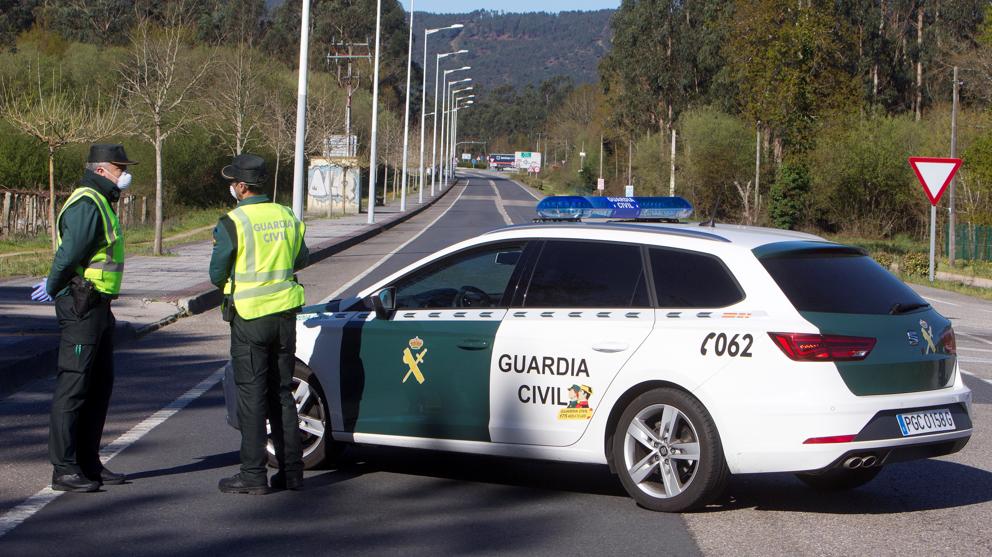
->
32, 144, 135, 493
210, 153, 309, 494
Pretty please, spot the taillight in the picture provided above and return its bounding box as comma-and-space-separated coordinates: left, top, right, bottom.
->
940, 327, 956, 355
769, 333, 876, 362
803, 435, 857, 444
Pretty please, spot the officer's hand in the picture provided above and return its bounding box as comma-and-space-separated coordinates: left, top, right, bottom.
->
30, 280, 52, 303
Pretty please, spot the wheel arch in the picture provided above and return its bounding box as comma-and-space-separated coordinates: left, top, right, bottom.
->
603, 379, 695, 473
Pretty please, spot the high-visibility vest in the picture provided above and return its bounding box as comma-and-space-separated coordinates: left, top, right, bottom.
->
56, 187, 125, 296
224, 202, 306, 320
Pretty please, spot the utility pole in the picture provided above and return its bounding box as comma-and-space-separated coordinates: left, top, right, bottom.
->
627, 137, 633, 188
367, 0, 383, 225
949, 66, 959, 267
755, 122, 761, 224
291, 0, 312, 219
327, 39, 371, 215
669, 128, 676, 197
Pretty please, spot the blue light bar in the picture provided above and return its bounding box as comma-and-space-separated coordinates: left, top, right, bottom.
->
535, 196, 693, 221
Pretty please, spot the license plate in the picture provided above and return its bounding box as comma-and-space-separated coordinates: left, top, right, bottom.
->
896, 409, 955, 437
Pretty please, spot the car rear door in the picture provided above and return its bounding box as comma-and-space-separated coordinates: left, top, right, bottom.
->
490, 239, 656, 446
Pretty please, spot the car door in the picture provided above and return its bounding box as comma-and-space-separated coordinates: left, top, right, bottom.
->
490, 240, 656, 446
340, 241, 527, 441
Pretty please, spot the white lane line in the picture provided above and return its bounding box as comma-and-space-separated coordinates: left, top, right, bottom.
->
321, 183, 470, 302
957, 331, 992, 347
959, 357, 992, 365
922, 295, 960, 307
489, 180, 513, 226
961, 369, 992, 386
958, 346, 992, 354
0, 365, 226, 539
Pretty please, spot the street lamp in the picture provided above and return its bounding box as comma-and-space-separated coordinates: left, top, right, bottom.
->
431, 58, 468, 196
397, 0, 418, 212
446, 90, 473, 183
451, 100, 474, 180
417, 26, 463, 204
438, 72, 470, 192
291, 0, 312, 219
367, 0, 383, 224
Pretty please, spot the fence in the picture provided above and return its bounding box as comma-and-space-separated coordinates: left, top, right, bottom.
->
946, 223, 992, 261
0, 190, 148, 238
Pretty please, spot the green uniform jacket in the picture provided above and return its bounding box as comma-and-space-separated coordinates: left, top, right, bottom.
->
209, 195, 310, 290
46, 170, 120, 298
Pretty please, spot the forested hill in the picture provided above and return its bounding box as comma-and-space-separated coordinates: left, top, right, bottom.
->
413, 10, 613, 89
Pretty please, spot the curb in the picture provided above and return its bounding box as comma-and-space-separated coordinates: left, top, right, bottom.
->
0, 183, 458, 398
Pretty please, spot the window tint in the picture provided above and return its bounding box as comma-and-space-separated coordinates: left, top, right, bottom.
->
760, 252, 927, 315
524, 241, 650, 308
650, 248, 744, 308
394, 243, 524, 309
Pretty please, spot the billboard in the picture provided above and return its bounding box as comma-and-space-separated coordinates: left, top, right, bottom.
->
515, 151, 542, 172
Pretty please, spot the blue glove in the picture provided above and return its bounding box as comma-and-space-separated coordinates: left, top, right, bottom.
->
31, 280, 52, 303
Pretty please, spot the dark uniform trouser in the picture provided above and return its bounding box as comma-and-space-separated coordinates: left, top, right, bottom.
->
231, 310, 303, 483
49, 294, 115, 476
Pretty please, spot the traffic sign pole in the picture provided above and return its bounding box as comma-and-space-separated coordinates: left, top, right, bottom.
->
929, 204, 936, 282
908, 157, 962, 283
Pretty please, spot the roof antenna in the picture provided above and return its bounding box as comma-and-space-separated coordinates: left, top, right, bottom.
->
700, 191, 721, 227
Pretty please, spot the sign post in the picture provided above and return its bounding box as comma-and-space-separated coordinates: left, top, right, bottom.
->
908, 157, 962, 282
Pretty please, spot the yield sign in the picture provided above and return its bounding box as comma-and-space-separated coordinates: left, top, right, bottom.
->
909, 157, 962, 206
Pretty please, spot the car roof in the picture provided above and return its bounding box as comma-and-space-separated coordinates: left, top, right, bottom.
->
485, 220, 826, 250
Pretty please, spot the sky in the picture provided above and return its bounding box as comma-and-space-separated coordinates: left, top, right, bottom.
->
399, 1, 620, 13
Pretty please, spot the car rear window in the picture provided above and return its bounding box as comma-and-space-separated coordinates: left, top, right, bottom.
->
759, 249, 927, 315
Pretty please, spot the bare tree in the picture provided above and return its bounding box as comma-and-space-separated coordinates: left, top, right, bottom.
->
118, 4, 211, 255
258, 73, 295, 201
206, 38, 262, 156
1, 67, 126, 250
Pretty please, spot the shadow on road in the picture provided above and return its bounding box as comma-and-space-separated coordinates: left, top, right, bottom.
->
703, 458, 992, 514
127, 451, 241, 481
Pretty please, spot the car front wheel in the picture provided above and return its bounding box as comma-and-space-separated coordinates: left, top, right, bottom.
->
266, 361, 343, 469
611, 388, 729, 512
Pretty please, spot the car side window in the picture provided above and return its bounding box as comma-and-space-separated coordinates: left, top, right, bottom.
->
649, 247, 744, 308
393, 243, 525, 309
524, 240, 650, 308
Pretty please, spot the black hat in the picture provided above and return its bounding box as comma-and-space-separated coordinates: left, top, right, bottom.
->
88, 144, 138, 166
222, 154, 267, 185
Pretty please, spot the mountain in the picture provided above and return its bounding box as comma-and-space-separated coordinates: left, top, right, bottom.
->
414, 9, 614, 90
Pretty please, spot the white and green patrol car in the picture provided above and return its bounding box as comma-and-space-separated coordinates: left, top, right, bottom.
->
223, 209, 972, 512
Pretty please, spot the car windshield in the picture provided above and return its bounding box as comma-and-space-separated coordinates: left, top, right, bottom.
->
759, 249, 928, 315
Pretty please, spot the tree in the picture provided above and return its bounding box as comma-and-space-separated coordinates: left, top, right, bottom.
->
1, 66, 125, 250
258, 71, 295, 201
206, 40, 262, 156
768, 162, 810, 230
679, 107, 756, 224
118, 4, 211, 255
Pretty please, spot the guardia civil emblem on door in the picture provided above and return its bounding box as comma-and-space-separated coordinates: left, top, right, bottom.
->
402, 336, 428, 384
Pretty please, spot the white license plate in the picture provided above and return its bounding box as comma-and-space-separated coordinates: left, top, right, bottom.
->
896, 409, 955, 437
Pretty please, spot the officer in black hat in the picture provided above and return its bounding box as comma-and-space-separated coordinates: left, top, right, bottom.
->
31, 144, 136, 492
210, 153, 309, 494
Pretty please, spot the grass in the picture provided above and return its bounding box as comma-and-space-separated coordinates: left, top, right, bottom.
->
901, 274, 992, 302
827, 233, 992, 281
0, 207, 227, 279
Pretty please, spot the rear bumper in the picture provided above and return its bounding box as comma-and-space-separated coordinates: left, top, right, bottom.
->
222, 362, 239, 430
807, 435, 970, 475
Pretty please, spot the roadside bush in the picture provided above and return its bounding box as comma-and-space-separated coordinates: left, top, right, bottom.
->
901, 252, 931, 277
872, 251, 895, 270
768, 162, 810, 230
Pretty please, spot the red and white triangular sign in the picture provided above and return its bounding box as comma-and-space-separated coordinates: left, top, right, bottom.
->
909, 157, 962, 206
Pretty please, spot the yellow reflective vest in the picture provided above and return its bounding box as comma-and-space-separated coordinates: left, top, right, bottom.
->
56, 187, 125, 296
224, 202, 306, 320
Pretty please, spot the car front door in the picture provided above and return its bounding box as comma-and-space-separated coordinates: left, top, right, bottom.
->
341, 241, 526, 441
490, 240, 656, 447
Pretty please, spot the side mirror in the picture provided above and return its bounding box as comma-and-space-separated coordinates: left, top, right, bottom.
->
370, 286, 396, 320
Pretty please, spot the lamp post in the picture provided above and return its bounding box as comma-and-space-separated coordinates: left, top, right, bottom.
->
291, 0, 312, 219
366, 0, 383, 224
448, 93, 473, 183
397, 0, 417, 212
439, 72, 470, 192
431, 58, 468, 197
451, 99, 474, 180
418, 28, 463, 205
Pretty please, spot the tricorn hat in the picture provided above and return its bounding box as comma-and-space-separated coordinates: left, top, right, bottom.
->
88, 144, 138, 166
222, 153, 267, 185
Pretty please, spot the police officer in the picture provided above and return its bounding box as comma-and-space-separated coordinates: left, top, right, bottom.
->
210, 153, 309, 494
33, 144, 135, 492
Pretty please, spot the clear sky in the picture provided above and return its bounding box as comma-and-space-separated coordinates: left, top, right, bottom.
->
399, 1, 619, 13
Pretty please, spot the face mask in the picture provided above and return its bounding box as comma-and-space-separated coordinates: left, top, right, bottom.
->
116, 171, 132, 191
229, 185, 240, 201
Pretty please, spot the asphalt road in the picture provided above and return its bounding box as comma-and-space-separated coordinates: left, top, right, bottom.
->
1, 170, 990, 556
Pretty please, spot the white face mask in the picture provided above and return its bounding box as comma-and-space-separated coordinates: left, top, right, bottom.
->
230, 185, 240, 201
116, 171, 132, 190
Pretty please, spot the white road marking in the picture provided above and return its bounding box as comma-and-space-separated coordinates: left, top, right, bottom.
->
489, 180, 513, 226
961, 369, 992, 386
957, 346, 992, 354
321, 183, 470, 302
957, 331, 992, 347
0, 365, 226, 539
922, 295, 960, 307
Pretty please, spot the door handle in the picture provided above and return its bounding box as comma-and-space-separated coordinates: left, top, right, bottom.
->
592, 342, 629, 353
458, 338, 490, 351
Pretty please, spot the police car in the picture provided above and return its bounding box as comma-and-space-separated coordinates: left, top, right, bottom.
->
223, 196, 972, 512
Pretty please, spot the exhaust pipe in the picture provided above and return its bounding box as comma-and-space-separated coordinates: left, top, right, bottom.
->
843, 457, 863, 469
862, 455, 877, 467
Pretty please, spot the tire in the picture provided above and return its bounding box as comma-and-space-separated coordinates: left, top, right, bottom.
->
795, 466, 882, 491
266, 361, 344, 469
611, 388, 729, 512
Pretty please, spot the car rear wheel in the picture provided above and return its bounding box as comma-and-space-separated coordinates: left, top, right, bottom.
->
795, 466, 882, 491
266, 362, 344, 469
611, 388, 728, 512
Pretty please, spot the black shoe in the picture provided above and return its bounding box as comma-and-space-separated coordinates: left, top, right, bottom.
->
86, 467, 126, 485
52, 473, 100, 493
218, 474, 271, 495
270, 471, 303, 491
